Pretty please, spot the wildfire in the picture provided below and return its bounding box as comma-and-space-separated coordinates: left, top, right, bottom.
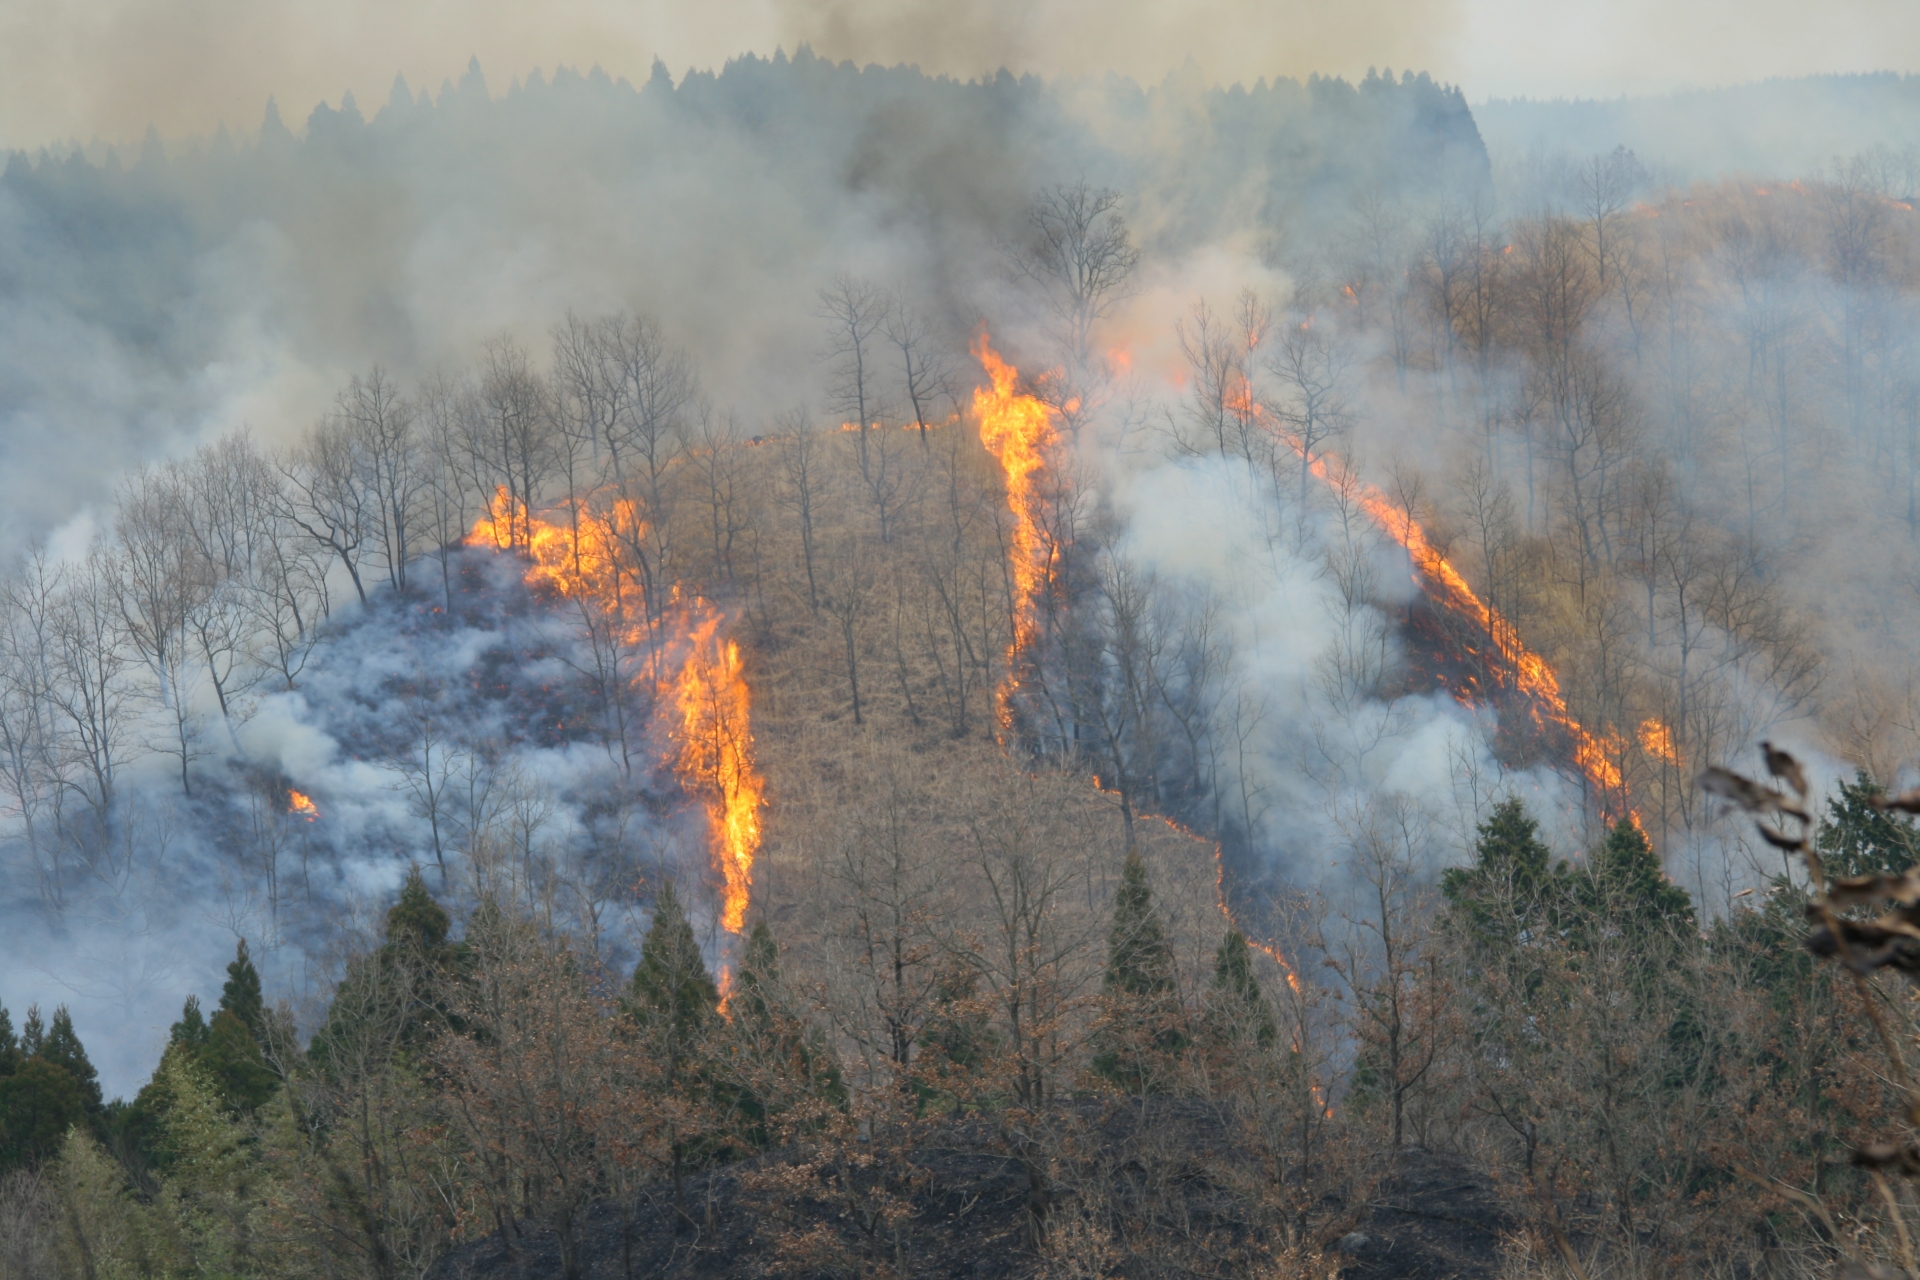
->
972, 334, 1060, 737
675, 617, 763, 934
1639, 717, 1681, 767
465, 489, 762, 935
288, 790, 319, 821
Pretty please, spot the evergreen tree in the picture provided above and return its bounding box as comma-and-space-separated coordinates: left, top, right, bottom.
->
386, 866, 453, 953
199, 1010, 278, 1116
721, 921, 843, 1145
1092, 851, 1185, 1092
217, 939, 266, 1041
1441, 796, 1561, 946
1584, 816, 1694, 936
1206, 929, 1278, 1048
0, 1056, 88, 1170
20, 1004, 45, 1058
40, 1006, 103, 1117
1817, 770, 1918, 878
914, 958, 999, 1112
1105, 850, 1175, 997
168, 995, 211, 1053
0, 1002, 19, 1076
627, 881, 718, 1084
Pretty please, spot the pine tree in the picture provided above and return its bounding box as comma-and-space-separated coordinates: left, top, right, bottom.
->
1585, 816, 1693, 936
627, 881, 718, 1085
386, 866, 452, 953
0, 1057, 88, 1170
1207, 929, 1278, 1048
217, 940, 265, 1041
1818, 770, 1919, 878
169, 995, 211, 1053
20, 1004, 45, 1058
41, 1006, 103, 1117
200, 1010, 277, 1116
1105, 850, 1174, 997
1441, 796, 1561, 947
914, 958, 999, 1112
721, 921, 843, 1146
0, 1002, 19, 1076
1093, 851, 1184, 1092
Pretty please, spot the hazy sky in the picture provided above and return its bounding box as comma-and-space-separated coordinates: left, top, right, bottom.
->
1, 0, 1915, 150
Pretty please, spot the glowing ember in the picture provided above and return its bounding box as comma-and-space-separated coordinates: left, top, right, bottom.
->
675, 618, 763, 934
288, 790, 319, 821
1639, 718, 1681, 767
972, 335, 1061, 738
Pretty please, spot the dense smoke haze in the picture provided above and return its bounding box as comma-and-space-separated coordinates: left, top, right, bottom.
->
0, 38, 1917, 1111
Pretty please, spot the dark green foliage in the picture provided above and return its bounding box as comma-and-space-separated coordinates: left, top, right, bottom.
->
1207, 929, 1278, 1049
627, 880, 718, 1080
1441, 796, 1561, 946
169, 994, 211, 1052
1093, 851, 1186, 1092
218, 939, 266, 1040
914, 959, 999, 1111
1817, 770, 1918, 878
1104, 850, 1174, 997
1584, 817, 1695, 936
200, 1009, 278, 1116
0, 1056, 88, 1171
19, 1004, 44, 1058
720, 921, 844, 1146
0, 1002, 19, 1076
41, 1006, 103, 1117
308, 868, 465, 1075
386, 865, 453, 952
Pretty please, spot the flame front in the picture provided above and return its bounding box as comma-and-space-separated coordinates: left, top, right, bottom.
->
466, 488, 762, 934
675, 620, 762, 934
288, 790, 319, 820
972, 335, 1060, 737
1639, 718, 1681, 767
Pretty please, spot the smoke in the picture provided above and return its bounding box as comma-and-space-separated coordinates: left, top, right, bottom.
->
4, 0, 1917, 151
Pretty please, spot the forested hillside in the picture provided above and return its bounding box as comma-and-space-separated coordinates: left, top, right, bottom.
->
3, 48, 1920, 1280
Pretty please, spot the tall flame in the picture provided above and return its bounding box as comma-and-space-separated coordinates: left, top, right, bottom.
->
675, 618, 762, 934
972, 335, 1060, 737
466, 489, 761, 934
288, 790, 319, 821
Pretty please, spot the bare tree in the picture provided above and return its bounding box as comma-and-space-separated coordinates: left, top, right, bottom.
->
885, 293, 956, 444
336, 368, 425, 592
816, 274, 890, 486
772, 412, 827, 612
111, 467, 208, 793
280, 416, 373, 605
1012, 180, 1142, 376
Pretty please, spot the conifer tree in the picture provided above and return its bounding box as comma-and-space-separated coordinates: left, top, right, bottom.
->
1093, 851, 1184, 1091
1207, 929, 1278, 1048
0, 1057, 87, 1170
386, 866, 453, 953
1441, 796, 1560, 947
168, 995, 211, 1053
627, 880, 718, 1084
217, 939, 265, 1041
41, 1006, 103, 1117
1584, 816, 1693, 936
721, 920, 843, 1145
20, 1004, 45, 1058
914, 958, 999, 1111
200, 1010, 277, 1116
1817, 770, 1919, 877
0, 1002, 19, 1076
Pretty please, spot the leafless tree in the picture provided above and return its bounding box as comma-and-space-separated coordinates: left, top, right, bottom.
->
111, 466, 208, 793
817, 274, 891, 487
336, 368, 425, 592
1012, 180, 1142, 376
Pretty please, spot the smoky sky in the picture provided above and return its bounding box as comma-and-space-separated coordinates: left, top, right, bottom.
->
2, 0, 1917, 150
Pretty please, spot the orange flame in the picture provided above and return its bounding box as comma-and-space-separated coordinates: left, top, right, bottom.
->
465, 489, 761, 934
288, 790, 318, 821
675, 620, 762, 934
972, 335, 1060, 737
1639, 717, 1681, 767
